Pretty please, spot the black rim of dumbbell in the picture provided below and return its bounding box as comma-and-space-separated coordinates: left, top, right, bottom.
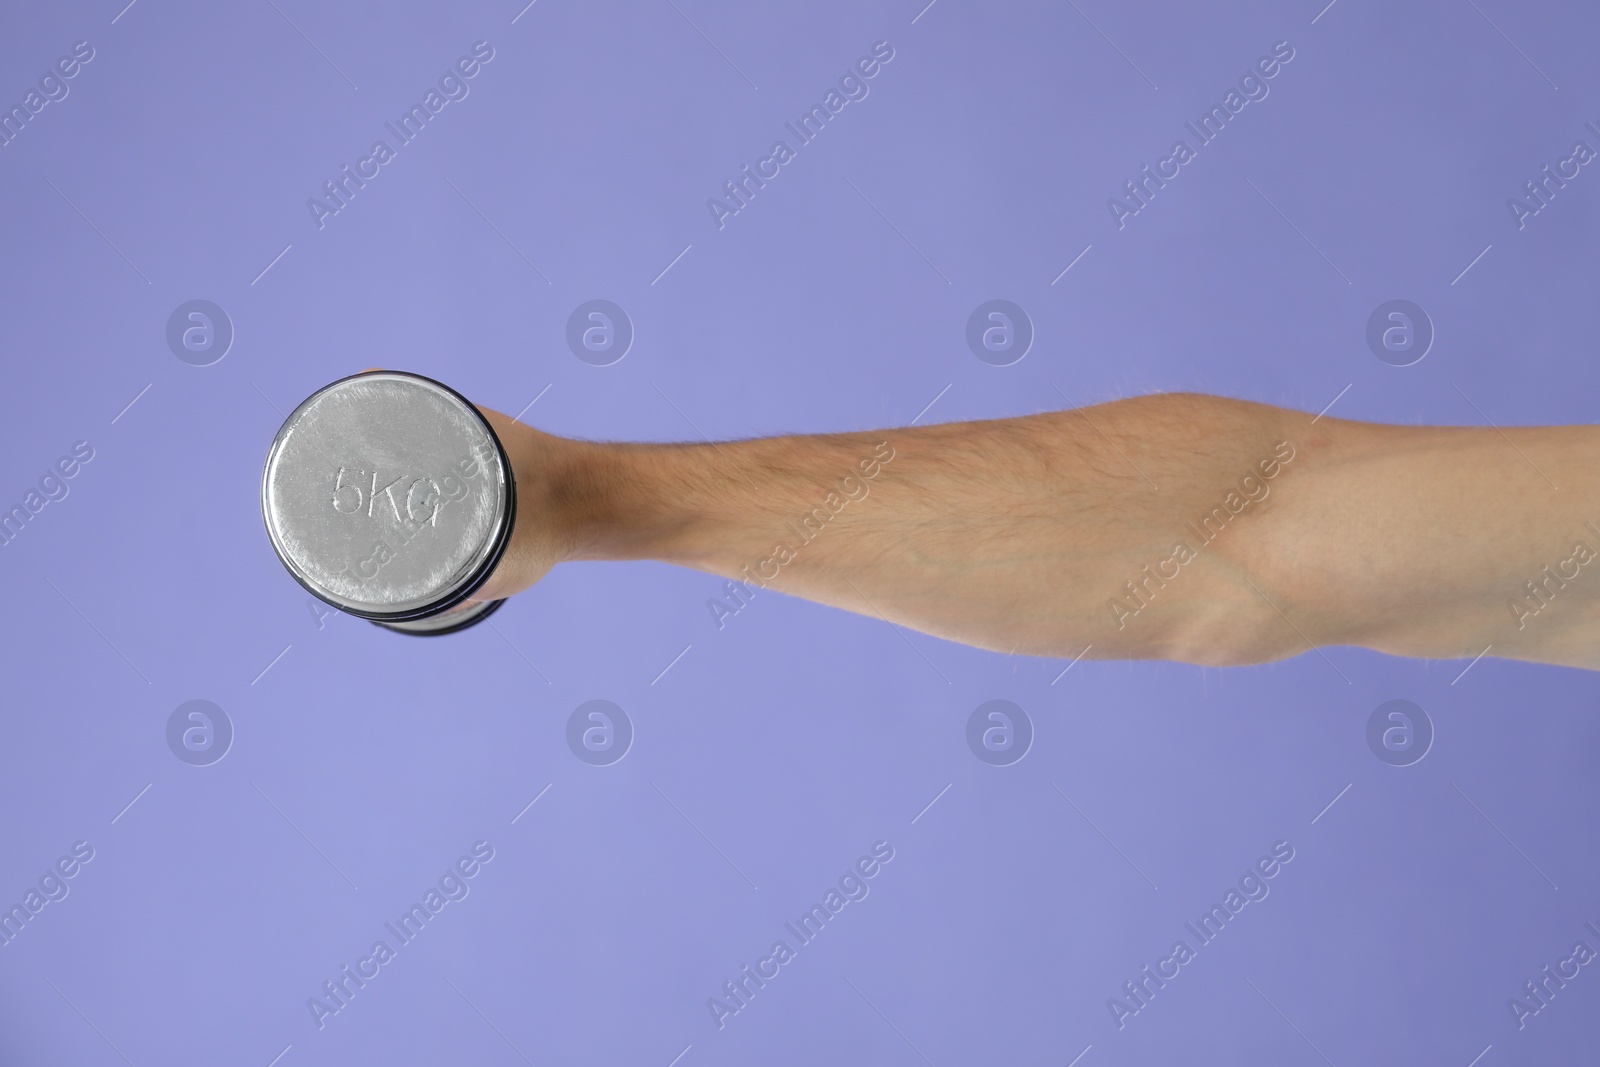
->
371, 595, 508, 636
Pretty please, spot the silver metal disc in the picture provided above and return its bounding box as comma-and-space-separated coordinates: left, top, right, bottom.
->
262, 372, 513, 619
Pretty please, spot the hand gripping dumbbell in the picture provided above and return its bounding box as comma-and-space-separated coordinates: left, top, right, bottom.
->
262, 371, 516, 635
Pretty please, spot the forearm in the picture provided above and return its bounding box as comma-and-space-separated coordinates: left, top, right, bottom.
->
488, 393, 1600, 670
562, 396, 1292, 663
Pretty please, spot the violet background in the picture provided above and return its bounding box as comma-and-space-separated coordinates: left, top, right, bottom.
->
2, 1, 1598, 1064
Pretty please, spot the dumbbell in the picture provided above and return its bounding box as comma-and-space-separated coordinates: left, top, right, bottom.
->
261, 371, 516, 635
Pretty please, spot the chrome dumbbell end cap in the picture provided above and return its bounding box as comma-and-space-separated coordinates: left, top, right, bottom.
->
261, 370, 517, 635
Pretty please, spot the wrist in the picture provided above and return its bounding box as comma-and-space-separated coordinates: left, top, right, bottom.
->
552, 440, 712, 566
493, 417, 710, 570
504, 422, 614, 564
470, 412, 610, 599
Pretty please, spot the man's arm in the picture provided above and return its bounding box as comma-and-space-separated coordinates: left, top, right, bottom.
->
473, 392, 1600, 671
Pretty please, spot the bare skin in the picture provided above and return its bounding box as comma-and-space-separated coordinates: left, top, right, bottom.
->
458, 390, 1600, 672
